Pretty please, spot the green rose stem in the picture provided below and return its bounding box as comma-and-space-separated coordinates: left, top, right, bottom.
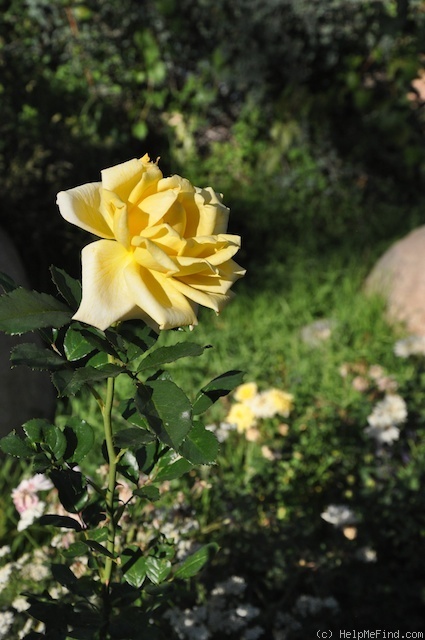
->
100, 356, 119, 638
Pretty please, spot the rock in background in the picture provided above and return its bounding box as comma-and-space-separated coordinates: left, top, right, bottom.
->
364, 226, 425, 336
0, 228, 56, 436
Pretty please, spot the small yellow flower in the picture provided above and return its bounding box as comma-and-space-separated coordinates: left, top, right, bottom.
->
233, 382, 258, 403
226, 403, 256, 432
247, 388, 294, 419
57, 155, 245, 331
263, 388, 294, 418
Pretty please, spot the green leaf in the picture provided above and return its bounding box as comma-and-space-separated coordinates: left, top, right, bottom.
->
81, 502, 107, 528
192, 370, 245, 415
174, 543, 219, 579
133, 485, 160, 501
155, 457, 193, 482
179, 421, 219, 465
120, 398, 149, 428
63, 324, 95, 361
145, 556, 172, 585
63, 418, 95, 463
42, 423, 67, 460
0, 288, 72, 334
23, 418, 50, 444
50, 266, 82, 309
121, 546, 147, 588
0, 431, 34, 458
51, 563, 78, 586
78, 327, 120, 358
137, 342, 209, 372
32, 451, 51, 473
0, 271, 19, 293
114, 427, 156, 449
87, 350, 109, 368
10, 342, 65, 371
38, 514, 83, 531
135, 441, 158, 475
50, 469, 88, 513
51, 363, 124, 396
89, 527, 109, 543
117, 450, 140, 484
61, 541, 88, 558
116, 321, 157, 353
135, 380, 192, 450
83, 540, 115, 559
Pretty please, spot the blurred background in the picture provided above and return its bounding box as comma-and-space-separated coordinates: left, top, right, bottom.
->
2, 0, 425, 289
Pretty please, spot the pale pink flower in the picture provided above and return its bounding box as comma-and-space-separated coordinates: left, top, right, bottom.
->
17, 502, 46, 531
352, 376, 369, 392
12, 474, 53, 514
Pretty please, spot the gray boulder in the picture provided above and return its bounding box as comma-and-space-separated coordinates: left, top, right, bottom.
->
364, 226, 425, 335
0, 228, 56, 435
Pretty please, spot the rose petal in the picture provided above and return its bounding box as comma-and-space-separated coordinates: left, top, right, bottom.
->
101, 158, 146, 203
99, 190, 130, 248
178, 259, 246, 294
139, 190, 179, 226
128, 160, 163, 204
132, 238, 179, 275
141, 224, 185, 255
124, 266, 198, 329
57, 183, 114, 239
182, 235, 241, 261
73, 240, 138, 330
203, 187, 230, 234
157, 175, 194, 193
173, 256, 219, 277
171, 277, 233, 312
186, 188, 229, 236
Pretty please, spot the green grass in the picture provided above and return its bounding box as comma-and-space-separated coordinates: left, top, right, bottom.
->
147, 250, 409, 410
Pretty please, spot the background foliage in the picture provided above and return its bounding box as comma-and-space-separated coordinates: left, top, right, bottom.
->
2, 0, 425, 286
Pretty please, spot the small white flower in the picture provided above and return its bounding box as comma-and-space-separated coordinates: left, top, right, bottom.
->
394, 335, 425, 358
356, 547, 377, 563
13, 596, 30, 612
320, 504, 358, 528
365, 394, 407, 444
300, 319, 336, 346
20, 550, 50, 581
215, 575, 246, 596
205, 422, 236, 442
0, 611, 14, 639
367, 394, 407, 430
0, 546, 10, 559
17, 501, 45, 531
295, 594, 339, 617
364, 424, 400, 445
0, 563, 13, 593
18, 617, 34, 639
236, 604, 260, 620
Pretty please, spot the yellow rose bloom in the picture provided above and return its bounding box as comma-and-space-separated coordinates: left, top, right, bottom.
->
233, 382, 258, 403
56, 155, 245, 331
226, 403, 256, 433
